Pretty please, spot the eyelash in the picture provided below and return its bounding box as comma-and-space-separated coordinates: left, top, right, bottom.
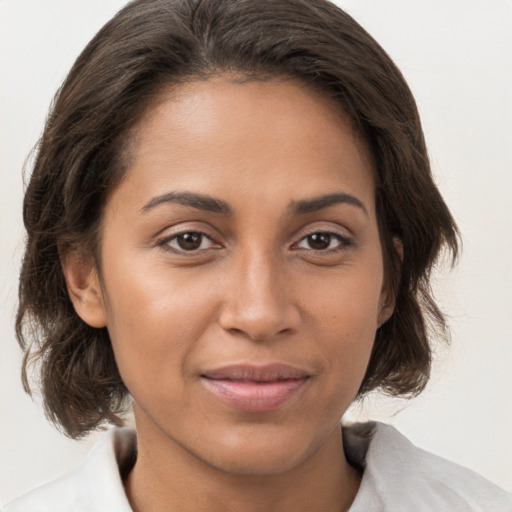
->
157, 230, 352, 255
157, 231, 219, 254
293, 231, 353, 253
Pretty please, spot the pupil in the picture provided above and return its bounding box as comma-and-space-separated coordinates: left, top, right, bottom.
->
308, 233, 330, 250
177, 232, 202, 250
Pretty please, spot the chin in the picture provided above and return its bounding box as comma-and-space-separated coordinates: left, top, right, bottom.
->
203, 447, 307, 476
189, 424, 327, 476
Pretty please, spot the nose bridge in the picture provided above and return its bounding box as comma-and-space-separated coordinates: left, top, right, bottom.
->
219, 242, 295, 340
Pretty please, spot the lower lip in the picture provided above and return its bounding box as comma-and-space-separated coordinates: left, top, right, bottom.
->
201, 377, 308, 412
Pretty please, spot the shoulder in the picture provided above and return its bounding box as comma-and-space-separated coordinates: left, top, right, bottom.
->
1, 428, 136, 512
344, 422, 512, 512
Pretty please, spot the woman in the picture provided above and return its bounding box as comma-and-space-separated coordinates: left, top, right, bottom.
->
4, 0, 511, 510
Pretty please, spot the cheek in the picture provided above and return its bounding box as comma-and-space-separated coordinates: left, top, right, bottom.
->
302, 263, 383, 378
100, 256, 220, 390
304, 259, 383, 333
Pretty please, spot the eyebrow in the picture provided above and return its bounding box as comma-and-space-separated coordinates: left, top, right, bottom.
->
141, 191, 232, 215
140, 190, 367, 217
289, 192, 368, 216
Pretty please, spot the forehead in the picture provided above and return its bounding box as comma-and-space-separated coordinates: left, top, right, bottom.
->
134, 76, 364, 156
116, 76, 376, 215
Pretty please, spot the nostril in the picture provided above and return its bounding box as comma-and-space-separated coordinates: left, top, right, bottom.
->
229, 327, 265, 341
218, 291, 299, 342
228, 326, 292, 342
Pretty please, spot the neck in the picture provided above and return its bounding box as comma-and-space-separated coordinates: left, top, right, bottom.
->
125, 419, 361, 512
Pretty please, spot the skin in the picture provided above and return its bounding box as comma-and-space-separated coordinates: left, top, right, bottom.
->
63, 77, 394, 512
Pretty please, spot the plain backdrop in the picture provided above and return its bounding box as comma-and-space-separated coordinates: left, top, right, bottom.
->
1, 0, 511, 504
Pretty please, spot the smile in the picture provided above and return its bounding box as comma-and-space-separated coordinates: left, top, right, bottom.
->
200, 364, 311, 412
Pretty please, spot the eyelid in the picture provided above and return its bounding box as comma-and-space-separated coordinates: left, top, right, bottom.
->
295, 231, 351, 248
153, 222, 353, 255
292, 222, 353, 242
172, 232, 216, 250
154, 224, 224, 254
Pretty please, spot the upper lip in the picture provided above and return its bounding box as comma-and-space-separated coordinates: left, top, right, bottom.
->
201, 364, 311, 382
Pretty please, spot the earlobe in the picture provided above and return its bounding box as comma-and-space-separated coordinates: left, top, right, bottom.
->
59, 248, 107, 328
393, 236, 403, 261
377, 237, 403, 327
377, 299, 393, 328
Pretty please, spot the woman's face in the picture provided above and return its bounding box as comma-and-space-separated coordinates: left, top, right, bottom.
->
78, 77, 391, 474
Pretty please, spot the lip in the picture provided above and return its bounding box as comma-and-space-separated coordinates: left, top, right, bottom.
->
200, 364, 311, 412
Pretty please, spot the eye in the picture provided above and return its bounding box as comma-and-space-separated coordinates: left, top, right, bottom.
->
295, 232, 350, 251
161, 231, 218, 253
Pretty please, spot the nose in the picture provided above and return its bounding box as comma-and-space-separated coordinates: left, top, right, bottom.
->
218, 249, 299, 342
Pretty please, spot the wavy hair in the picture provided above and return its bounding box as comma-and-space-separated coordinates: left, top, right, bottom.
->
16, 0, 459, 438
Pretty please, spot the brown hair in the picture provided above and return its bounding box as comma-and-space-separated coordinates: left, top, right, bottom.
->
16, 0, 459, 438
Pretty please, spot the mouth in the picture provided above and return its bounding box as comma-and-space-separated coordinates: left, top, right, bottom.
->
200, 364, 311, 412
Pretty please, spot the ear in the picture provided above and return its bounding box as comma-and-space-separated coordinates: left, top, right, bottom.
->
59, 247, 107, 328
377, 237, 403, 327
392, 236, 403, 261
377, 294, 394, 328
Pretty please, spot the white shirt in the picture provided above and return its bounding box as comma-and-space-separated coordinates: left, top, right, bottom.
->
3, 422, 511, 511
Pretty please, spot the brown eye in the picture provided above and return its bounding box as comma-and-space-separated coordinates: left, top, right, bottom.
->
176, 232, 204, 251
295, 231, 351, 252
306, 233, 332, 250
162, 231, 217, 253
